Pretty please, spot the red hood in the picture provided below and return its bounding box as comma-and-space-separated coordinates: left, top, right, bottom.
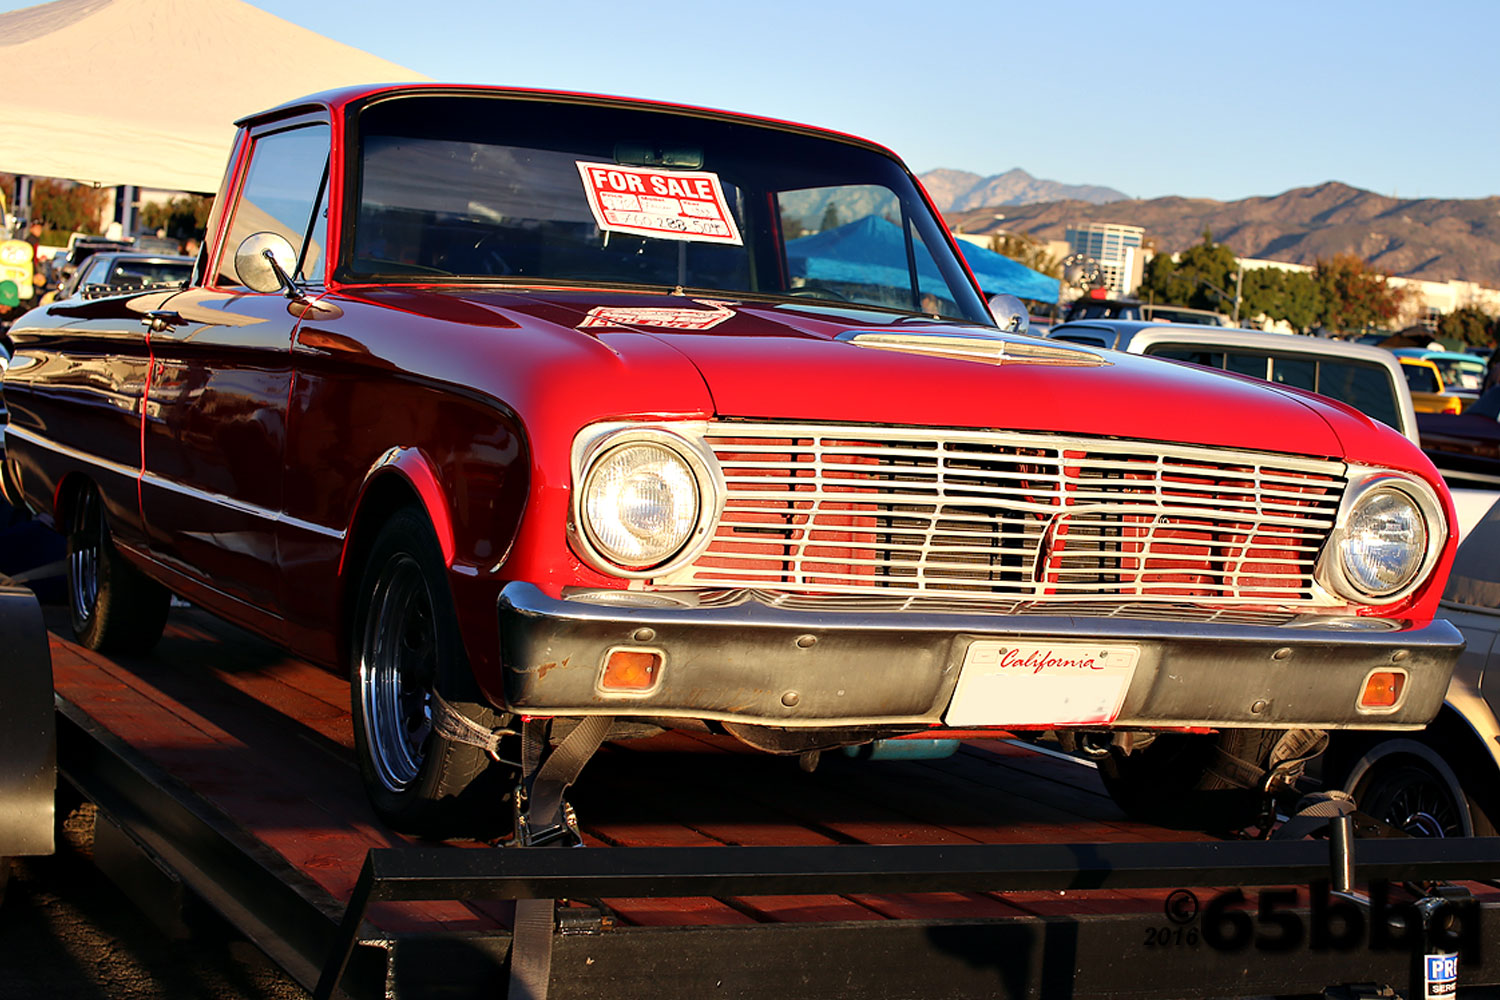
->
356, 287, 1387, 460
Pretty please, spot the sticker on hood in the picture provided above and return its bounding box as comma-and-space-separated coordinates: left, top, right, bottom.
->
577, 299, 737, 331
577, 162, 743, 246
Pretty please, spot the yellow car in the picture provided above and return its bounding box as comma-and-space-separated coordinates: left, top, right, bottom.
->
1400, 357, 1466, 414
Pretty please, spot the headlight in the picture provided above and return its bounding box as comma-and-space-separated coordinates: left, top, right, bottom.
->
1325, 472, 1445, 603
574, 427, 719, 574
1338, 488, 1426, 596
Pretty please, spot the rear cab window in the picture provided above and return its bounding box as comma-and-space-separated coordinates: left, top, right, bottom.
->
1146, 344, 1402, 432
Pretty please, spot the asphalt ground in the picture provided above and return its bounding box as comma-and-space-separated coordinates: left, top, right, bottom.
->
0, 800, 308, 1000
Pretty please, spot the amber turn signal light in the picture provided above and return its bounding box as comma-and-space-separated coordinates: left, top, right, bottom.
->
601, 649, 663, 691
1359, 670, 1406, 709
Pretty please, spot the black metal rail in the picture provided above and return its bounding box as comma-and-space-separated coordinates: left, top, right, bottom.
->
315, 836, 1500, 1000
56, 682, 1500, 1000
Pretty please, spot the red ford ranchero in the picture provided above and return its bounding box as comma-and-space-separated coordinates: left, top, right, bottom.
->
0, 85, 1465, 838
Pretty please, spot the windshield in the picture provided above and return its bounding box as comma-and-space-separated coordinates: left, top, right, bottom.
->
344, 95, 990, 323
1430, 356, 1485, 391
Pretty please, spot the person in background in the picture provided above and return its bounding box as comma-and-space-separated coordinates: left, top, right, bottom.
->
23, 220, 46, 291
182, 236, 201, 258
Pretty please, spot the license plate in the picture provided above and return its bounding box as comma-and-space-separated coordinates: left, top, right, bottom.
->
943, 640, 1139, 727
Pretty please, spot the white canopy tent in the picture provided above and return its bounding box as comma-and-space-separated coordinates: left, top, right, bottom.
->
0, 0, 428, 194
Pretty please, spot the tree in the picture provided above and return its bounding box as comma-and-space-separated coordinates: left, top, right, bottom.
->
1240, 267, 1324, 333
141, 194, 213, 241
818, 201, 840, 233
1137, 234, 1240, 315
988, 232, 1062, 277
1313, 253, 1408, 333
1437, 305, 1494, 348
3, 176, 109, 239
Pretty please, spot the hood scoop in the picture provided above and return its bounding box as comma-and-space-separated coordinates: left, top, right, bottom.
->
838, 329, 1109, 367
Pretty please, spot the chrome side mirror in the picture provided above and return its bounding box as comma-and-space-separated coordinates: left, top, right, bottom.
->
235, 232, 297, 294
988, 294, 1030, 334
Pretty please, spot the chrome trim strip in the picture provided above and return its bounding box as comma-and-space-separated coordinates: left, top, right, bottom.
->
138, 472, 345, 540
6, 425, 344, 540
5, 425, 139, 482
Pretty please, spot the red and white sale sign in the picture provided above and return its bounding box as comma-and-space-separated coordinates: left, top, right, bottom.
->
576, 162, 743, 246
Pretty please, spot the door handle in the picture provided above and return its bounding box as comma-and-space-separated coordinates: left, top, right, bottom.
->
141, 310, 183, 333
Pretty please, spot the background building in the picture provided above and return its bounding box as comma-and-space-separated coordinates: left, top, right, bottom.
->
1065, 223, 1144, 296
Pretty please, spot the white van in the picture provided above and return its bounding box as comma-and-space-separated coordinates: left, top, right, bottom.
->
1045, 320, 1420, 445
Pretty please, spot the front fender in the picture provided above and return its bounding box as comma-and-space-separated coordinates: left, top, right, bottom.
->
344, 446, 456, 569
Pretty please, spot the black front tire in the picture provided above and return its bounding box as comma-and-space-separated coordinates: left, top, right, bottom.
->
349, 508, 513, 837
66, 486, 169, 653
1096, 729, 1282, 831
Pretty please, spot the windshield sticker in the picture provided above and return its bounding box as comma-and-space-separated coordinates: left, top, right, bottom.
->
577, 299, 736, 331
576, 162, 743, 246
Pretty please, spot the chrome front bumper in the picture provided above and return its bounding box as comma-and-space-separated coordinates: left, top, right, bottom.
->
496, 583, 1463, 732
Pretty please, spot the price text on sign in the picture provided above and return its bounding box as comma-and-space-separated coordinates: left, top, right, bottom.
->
576, 162, 742, 245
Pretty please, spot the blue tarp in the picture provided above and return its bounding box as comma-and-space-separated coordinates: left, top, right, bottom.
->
954, 238, 1060, 304
785, 216, 1059, 304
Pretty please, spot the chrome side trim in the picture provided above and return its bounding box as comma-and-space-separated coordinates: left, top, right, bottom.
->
6, 425, 344, 540
138, 472, 345, 540
5, 425, 139, 482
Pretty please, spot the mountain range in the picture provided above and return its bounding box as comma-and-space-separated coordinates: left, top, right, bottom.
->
918, 168, 1127, 212
934, 179, 1500, 288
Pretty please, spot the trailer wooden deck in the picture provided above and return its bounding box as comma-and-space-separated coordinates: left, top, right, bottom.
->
45, 605, 1500, 999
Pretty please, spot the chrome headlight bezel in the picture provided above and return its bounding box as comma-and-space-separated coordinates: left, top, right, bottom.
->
1319, 467, 1447, 605
570, 423, 722, 578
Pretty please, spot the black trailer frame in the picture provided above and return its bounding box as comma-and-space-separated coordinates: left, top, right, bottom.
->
54, 684, 1500, 1000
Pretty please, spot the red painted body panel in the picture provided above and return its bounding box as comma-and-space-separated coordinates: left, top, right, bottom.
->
0, 83, 1460, 718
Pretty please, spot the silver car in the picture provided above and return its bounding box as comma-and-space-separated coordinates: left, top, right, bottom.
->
1321, 494, 1500, 836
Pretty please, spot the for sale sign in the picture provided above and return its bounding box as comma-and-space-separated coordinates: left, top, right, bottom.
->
576, 162, 742, 246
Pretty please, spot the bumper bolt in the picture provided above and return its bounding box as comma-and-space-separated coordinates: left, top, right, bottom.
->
632, 627, 656, 642
1272, 647, 1292, 660
1250, 699, 1268, 714
1392, 649, 1410, 663
796, 634, 817, 648
782, 690, 801, 707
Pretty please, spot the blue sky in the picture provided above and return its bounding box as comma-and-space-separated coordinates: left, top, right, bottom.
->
20, 0, 1500, 202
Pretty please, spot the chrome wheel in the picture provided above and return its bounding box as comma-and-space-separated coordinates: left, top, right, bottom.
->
68, 490, 102, 627
357, 554, 437, 793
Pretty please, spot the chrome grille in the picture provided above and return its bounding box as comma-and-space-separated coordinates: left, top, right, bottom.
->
666, 423, 1346, 607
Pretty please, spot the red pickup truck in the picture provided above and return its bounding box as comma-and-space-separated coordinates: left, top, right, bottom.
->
0, 84, 1463, 837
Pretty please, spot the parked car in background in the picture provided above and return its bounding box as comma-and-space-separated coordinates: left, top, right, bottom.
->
1393, 348, 1486, 396
1321, 494, 1500, 836
1061, 293, 1142, 322
1045, 320, 1419, 443
1, 84, 1464, 840
1140, 304, 1232, 326
55, 252, 194, 300
1400, 357, 1466, 415
1416, 385, 1500, 488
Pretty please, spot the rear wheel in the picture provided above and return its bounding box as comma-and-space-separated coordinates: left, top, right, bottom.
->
350, 508, 513, 836
66, 487, 169, 653
1095, 729, 1282, 831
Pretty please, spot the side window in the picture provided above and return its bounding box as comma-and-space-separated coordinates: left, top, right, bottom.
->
1403, 365, 1440, 394
1148, 346, 1225, 368
1223, 351, 1270, 379
1270, 356, 1316, 391
217, 123, 331, 286
1052, 333, 1110, 348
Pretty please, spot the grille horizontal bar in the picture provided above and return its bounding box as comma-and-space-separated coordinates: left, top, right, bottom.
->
665, 423, 1347, 607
